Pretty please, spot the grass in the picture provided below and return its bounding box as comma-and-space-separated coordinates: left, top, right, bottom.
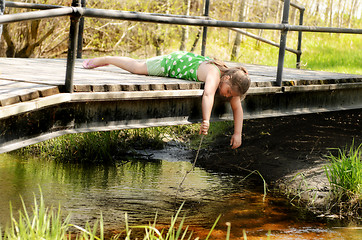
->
16, 127, 182, 163
1, 191, 71, 240
0, 191, 234, 240
15, 122, 234, 163
203, 28, 362, 75
301, 33, 362, 74
324, 141, 362, 216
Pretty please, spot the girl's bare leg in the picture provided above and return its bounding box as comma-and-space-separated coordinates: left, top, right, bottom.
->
84, 56, 148, 75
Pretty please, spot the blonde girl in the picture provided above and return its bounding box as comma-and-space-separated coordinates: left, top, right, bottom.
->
83, 51, 251, 149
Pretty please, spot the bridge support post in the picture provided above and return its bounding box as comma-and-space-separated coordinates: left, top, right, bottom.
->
296, 7, 304, 69
65, 0, 81, 93
276, 0, 291, 86
201, 0, 210, 56
76, 0, 86, 59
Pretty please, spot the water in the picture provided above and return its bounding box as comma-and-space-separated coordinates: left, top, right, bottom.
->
0, 153, 361, 239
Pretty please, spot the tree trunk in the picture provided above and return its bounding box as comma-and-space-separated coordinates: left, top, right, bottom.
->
256, 0, 269, 48
347, 0, 358, 28
340, 0, 348, 27
180, 0, 191, 51
329, 0, 334, 27
274, 0, 282, 42
0, 0, 4, 40
228, 0, 235, 45
2, 25, 15, 57
315, 0, 320, 17
231, 0, 247, 61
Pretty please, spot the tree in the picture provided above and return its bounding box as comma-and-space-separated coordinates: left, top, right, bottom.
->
0, 0, 4, 41
180, 0, 191, 51
256, 0, 270, 48
1, 0, 68, 58
3, 20, 55, 57
231, 0, 248, 61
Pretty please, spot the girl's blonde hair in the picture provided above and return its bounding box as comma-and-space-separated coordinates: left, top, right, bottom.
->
208, 60, 251, 100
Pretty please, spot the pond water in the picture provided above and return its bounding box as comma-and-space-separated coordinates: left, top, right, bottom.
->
0, 152, 361, 239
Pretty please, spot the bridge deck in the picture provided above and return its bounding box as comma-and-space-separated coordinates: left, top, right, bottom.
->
1, 58, 361, 107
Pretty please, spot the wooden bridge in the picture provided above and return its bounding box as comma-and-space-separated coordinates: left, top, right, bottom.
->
1, 58, 361, 153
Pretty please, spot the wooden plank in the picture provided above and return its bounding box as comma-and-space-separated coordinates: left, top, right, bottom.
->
105, 85, 122, 92
36, 86, 60, 97
121, 84, 138, 91
91, 85, 106, 92
74, 85, 92, 92
0, 94, 20, 106
19, 90, 40, 102
150, 84, 165, 90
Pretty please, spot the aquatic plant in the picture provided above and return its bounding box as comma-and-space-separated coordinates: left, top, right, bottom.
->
324, 141, 362, 216
14, 122, 235, 163
0, 191, 232, 240
16, 127, 170, 163
1, 191, 71, 240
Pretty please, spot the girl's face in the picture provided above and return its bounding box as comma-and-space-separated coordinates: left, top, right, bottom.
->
218, 78, 238, 98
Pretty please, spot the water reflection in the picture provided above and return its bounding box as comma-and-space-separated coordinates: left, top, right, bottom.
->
0, 153, 251, 229
0, 153, 361, 239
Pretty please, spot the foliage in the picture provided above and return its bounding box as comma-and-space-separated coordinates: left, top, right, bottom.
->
1, 0, 70, 57
1, 190, 71, 240
1, 0, 361, 75
16, 121, 236, 163
324, 141, 362, 216
17, 127, 169, 163
0, 191, 229, 240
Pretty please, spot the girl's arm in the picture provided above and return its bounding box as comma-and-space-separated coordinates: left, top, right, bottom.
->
230, 96, 243, 149
200, 71, 220, 135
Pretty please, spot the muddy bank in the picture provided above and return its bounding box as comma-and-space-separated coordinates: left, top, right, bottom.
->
196, 109, 362, 216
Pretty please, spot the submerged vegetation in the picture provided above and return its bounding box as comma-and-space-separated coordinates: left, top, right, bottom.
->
324, 142, 362, 217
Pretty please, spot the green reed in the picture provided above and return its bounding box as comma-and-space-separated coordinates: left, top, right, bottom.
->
324, 141, 362, 213
0, 192, 234, 240
17, 128, 169, 163
15, 122, 234, 163
1, 191, 71, 240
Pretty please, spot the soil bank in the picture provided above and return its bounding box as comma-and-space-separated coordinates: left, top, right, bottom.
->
196, 109, 362, 216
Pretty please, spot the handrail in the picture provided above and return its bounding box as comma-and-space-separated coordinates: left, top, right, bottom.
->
0, 6, 73, 23
1, 1, 362, 90
229, 27, 300, 55
3, 2, 361, 34
2, 6, 361, 34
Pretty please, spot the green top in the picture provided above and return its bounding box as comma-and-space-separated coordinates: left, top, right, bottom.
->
160, 51, 211, 81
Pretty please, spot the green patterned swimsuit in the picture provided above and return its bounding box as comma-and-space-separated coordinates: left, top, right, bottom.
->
146, 51, 211, 82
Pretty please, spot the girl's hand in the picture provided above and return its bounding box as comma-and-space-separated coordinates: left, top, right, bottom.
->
230, 133, 242, 149
199, 120, 210, 135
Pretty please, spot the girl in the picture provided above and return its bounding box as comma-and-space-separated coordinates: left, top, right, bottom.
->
83, 51, 251, 149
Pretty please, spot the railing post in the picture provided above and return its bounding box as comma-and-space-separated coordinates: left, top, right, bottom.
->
201, 0, 210, 56
296, 7, 304, 69
276, 0, 290, 86
0, 0, 4, 40
65, 0, 81, 93
76, 0, 86, 58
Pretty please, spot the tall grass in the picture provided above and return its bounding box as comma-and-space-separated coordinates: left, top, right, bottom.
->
204, 28, 362, 75
0, 192, 232, 240
324, 142, 362, 215
1, 192, 71, 240
17, 127, 172, 163
15, 122, 234, 163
